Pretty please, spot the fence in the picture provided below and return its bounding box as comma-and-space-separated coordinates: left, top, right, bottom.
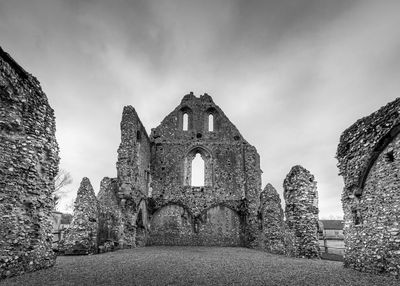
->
319, 237, 344, 261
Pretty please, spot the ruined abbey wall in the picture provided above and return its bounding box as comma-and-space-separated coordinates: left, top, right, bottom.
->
61, 92, 323, 256
259, 184, 286, 254
97, 177, 122, 252
283, 165, 320, 258
148, 93, 261, 246
0, 47, 59, 278
337, 98, 400, 277
117, 106, 151, 206
59, 178, 99, 255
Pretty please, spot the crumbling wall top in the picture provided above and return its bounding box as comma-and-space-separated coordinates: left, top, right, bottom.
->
150, 92, 248, 144
336, 98, 400, 190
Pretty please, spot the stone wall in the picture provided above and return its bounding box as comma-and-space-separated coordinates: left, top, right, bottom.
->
117, 105, 151, 206
97, 177, 122, 252
148, 93, 261, 246
337, 98, 400, 277
283, 165, 320, 258
59, 178, 99, 255
115, 105, 151, 247
0, 46, 59, 279
259, 183, 286, 254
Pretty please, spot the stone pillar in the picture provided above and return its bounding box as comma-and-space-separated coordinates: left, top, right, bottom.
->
260, 183, 285, 254
59, 178, 99, 255
97, 177, 123, 251
0, 47, 59, 279
283, 165, 320, 258
243, 145, 262, 248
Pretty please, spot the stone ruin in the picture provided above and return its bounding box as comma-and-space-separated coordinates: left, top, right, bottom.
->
283, 166, 320, 258
61, 93, 320, 257
259, 184, 286, 254
59, 178, 99, 255
0, 46, 324, 280
0, 47, 59, 278
337, 98, 400, 277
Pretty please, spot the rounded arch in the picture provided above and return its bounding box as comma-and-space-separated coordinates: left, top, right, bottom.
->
148, 203, 194, 245
197, 203, 243, 246
200, 202, 240, 218
151, 202, 194, 219
359, 124, 400, 191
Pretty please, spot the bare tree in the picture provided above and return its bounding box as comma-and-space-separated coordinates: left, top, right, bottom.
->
53, 169, 73, 207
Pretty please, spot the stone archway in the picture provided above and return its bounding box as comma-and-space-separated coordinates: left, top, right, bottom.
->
147, 204, 194, 245
197, 205, 243, 246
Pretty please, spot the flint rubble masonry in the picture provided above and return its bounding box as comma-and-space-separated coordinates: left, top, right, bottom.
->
59, 178, 99, 255
337, 97, 400, 277
283, 165, 320, 259
0, 46, 59, 279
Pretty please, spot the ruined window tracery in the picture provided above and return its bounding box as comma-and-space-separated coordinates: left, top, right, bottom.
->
183, 147, 213, 187
191, 153, 205, 186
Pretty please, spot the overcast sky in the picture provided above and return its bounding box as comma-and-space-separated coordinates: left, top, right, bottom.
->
1, 0, 400, 218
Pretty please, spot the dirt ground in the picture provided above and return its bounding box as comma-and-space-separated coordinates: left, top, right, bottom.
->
1, 246, 398, 286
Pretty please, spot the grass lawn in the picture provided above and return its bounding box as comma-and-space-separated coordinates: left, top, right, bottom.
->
0, 246, 398, 286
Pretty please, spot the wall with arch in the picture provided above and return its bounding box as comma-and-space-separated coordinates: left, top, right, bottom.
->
148, 93, 261, 246
148, 204, 243, 246
337, 98, 400, 277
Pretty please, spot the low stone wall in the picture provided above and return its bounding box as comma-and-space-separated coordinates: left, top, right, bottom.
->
0, 47, 59, 279
283, 165, 320, 258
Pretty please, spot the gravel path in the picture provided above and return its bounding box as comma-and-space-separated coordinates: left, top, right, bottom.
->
1, 246, 398, 286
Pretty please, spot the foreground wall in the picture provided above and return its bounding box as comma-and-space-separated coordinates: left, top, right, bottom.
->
337, 98, 400, 277
0, 47, 59, 278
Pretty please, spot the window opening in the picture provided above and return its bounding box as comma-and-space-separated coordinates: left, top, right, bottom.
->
191, 153, 205, 186
183, 113, 189, 131
386, 150, 395, 162
208, 114, 214, 131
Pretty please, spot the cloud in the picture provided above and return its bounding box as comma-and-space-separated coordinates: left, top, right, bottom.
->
1, 0, 399, 218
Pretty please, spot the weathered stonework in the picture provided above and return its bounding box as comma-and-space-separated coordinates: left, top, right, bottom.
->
148, 93, 261, 246
115, 106, 151, 247
337, 98, 400, 277
259, 184, 286, 254
59, 178, 99, 255
283, 165, 320, 258
0, 47, 59, 278
97, 177, 122, 252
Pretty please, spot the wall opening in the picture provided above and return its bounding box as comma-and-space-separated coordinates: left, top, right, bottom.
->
183, 113, 189, 131
386, 150, 395, 162
191, 153, 205, 186
208, 114, 214, 132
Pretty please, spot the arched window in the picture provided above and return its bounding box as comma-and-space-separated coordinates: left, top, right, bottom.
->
208, 114, 214, 132
183, 113, 189, 131
191, 153, 205, 186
